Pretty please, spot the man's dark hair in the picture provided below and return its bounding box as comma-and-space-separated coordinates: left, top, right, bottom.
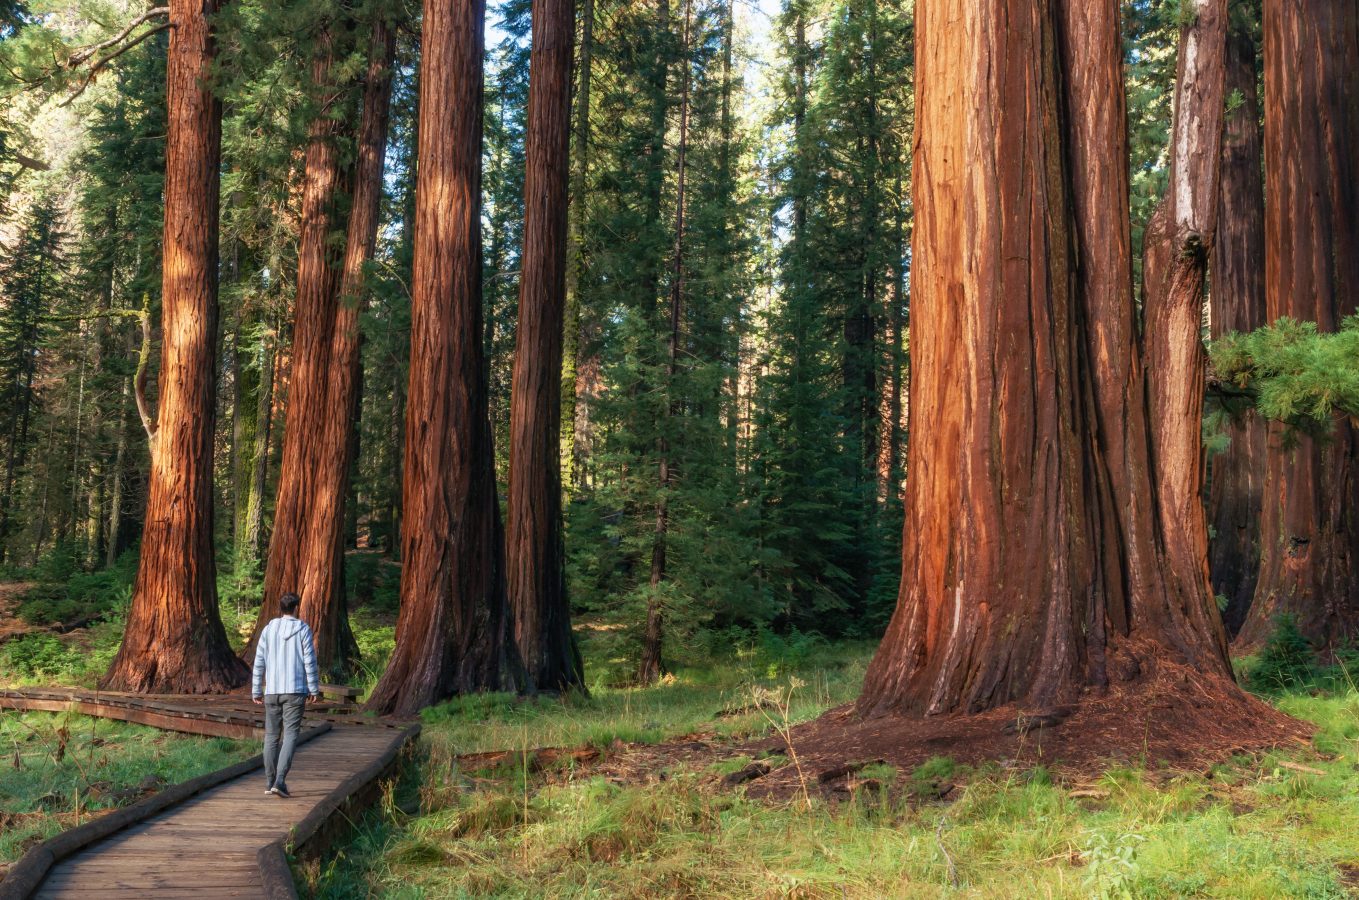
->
279, 592, 301, 615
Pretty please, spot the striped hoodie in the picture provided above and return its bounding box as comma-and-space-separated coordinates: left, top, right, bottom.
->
251, 616, 320, 698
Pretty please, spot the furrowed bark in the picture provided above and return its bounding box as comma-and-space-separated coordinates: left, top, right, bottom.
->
245, 25, 359, 677
1208, 14, 1266, 636
366, 0, 522, 715
101, 0, 247, 694
1237, 0, 1359, 650
859, 0, 1233, 717
1141, 0, 1232, 664
508, 0, 585, 692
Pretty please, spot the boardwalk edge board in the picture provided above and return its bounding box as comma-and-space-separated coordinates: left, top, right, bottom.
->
276, 724, 423, 888
0, 723, 332, 900
256, 842, 298, 900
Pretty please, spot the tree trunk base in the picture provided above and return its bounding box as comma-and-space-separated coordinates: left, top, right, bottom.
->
100, 643, 249, 694
759, 648, 1306, 799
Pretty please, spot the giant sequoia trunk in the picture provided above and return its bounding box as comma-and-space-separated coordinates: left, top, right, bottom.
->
1236, 2, 1359, 650
1207, 17, 1266, 636
245, 17, 399, 677
101, 0, 247, 693
859, 0, 1232, 717
243, 27, 360, 677
507, 0, 584, 693
366, 0, 521, 715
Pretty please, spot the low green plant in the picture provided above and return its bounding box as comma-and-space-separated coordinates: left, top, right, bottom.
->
1248, 614, 1315, 692
1082, 830, 1144, 899
13, 551, 136, 628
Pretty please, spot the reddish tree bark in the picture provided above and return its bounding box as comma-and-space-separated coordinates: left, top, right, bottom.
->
1208, 17, 1266, 636
366, 0, 522, 715
101, 0, 247, 693
1237, 0, 1359, 650
858, 0, 1232, 717
243, 26, 360, 677
507, 0, 584, 692
1142, 0, 1229, 655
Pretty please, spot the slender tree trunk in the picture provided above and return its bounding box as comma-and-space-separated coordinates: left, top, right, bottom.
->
568, 0, 598, 492
244, 325, 276, 557
102, 0, 247, 693
719, 0, 740, 460
639, 0, 691, 686
1208, 15, 1266, 636
508, 0, 584, 693
859, 0, 1233, 717
1237, 0, 1359, 650
0, 259, 40, 564
1142, 0, 1229, 661
366, 0, 522, 715
230, 324, 259, 555
105, 375, 132, 568
876, 163, 907, 502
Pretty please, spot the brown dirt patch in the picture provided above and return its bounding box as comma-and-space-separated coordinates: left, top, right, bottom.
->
584, 659, 1311, 801
1337, 862, 1359, 894
0, 581, 39, 643
738, 663, 1310, 799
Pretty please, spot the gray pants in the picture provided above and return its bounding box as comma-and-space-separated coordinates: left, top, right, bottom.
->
262, 693, 306, 789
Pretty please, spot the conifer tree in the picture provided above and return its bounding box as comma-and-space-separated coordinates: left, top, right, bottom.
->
0, 197, 64, 563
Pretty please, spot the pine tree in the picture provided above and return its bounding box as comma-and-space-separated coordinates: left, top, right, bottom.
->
0, 197, 65, 562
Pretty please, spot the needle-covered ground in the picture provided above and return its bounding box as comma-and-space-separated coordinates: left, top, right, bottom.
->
0, 711, 254, 869
303, 633, 1359, 899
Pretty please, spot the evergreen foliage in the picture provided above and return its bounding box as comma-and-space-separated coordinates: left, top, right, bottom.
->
1210, 317, 1359, 430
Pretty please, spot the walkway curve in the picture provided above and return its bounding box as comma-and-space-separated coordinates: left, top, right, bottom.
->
0, 688, 419, 899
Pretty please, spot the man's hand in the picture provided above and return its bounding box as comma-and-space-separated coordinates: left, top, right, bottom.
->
252, 696, 263, 705
309, 693, 322, 703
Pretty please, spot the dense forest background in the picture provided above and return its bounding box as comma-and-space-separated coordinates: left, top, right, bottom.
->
0, 0, 1354, 690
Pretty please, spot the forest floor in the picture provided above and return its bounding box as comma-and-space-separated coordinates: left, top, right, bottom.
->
3, 574, 1359, 897
300, 639, 1359, 899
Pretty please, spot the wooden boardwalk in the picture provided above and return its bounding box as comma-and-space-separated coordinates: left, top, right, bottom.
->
0, 689, 418, 899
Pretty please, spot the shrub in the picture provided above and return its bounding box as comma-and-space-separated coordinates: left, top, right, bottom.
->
14, 551, 135, 628
1248, 614, 1314, 692
1, 633, 85, 678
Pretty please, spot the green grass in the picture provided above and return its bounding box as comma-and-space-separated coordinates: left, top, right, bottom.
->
303, 646, 1359, 899
0, 711, 253, 864
414, 639, 871, 760
8, 575, 1359, 898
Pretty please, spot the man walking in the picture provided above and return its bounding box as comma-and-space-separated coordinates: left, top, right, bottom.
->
251, 592, 321, 797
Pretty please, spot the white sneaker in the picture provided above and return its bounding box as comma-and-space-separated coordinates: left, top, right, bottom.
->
266, 786, 277, 795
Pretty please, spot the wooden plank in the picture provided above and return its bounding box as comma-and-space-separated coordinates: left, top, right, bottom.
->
45, 866, 259, 880
0, 690, 418, 900
37, 892, 260, 898
0, 696, 260, 739
40, 872, 260, 887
